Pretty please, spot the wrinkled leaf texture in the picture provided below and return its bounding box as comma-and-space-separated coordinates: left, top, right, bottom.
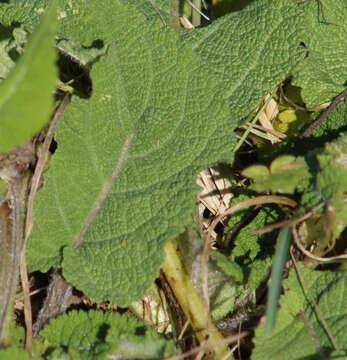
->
41, 310, 175, 359
2, 0, 344, 306
253, 264, 347, 359
14, 0, 236, 306
293, 0, 347, 108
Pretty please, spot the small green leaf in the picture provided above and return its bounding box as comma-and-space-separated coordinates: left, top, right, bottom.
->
242, 165, 269, 179
214, 251, 243, 283
243, 156, 310, 194
277, 109, 297, 124
270, 155, 296, 173
0, 1, 57, 152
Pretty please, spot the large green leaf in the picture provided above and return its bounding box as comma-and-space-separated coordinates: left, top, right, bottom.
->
252, 264, 347, 360
182, 0, 306, 124
293, 0, 347, 108
25, 0, 235, 306
0, 348, 32, 360
122, 0, 171, 24
0, 1, 57, 152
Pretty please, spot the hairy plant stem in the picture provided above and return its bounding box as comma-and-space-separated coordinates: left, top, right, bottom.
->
170, 0, 180, 36
0, 145, 34, 345
192, 0, 201, 27
163, 235, 231, 359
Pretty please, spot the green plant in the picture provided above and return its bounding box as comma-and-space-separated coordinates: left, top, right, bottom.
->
0, 0, 346, 359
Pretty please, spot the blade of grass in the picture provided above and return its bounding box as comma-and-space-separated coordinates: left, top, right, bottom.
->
233, 87, 276, 153
265, 227, 291, 336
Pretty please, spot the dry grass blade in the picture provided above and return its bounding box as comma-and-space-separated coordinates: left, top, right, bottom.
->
234, 86, 277, 152
0, 145, 35, 348
245, 122, 286, 139
180, 16, 195, 29
20, 94, 70, 353
258, 94, 278, 131
196, 165, 233, 242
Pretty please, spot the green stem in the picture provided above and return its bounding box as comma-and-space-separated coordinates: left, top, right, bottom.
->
163, 235, 230, 358
191, 0, 202, 27
170, 0, 180, 36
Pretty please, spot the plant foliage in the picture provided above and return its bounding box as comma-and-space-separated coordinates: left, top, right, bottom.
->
252, 264, 347, 360
40, 310, 175, 359
0, 0, 346, 358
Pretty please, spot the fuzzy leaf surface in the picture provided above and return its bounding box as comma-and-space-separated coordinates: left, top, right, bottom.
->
183, 0, 306, 124
0, 348, 32, 360
252, 264, 347, 359
41, 310, 175, 360
0, 27, 16, 80
0, 2, 57, 152
226, 196, 281, 289
312, 99, 347, 139
122, 0, 170, 24
26, 0, 235, 306
292, 0, 347, 108
316, 134, 347, 238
